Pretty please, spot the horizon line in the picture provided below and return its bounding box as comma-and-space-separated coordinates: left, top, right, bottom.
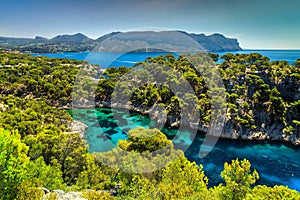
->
1, 32, 300, 50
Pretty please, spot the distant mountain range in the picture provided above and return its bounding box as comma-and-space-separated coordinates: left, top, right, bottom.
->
0, 31, 242, 53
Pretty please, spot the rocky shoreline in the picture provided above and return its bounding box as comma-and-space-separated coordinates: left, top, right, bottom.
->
67, 120, 88, 138
64, 100, 300, 146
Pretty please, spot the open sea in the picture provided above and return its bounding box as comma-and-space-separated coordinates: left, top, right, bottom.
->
33, 49, 300, 68
33, 50, 300, 191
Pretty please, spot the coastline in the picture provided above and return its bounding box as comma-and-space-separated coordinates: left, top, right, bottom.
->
64, 100, 300, 147
31, 50, 300, 66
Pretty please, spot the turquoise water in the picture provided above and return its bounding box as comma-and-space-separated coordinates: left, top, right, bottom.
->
70, 108, 300, 192
32, 50, 300, 67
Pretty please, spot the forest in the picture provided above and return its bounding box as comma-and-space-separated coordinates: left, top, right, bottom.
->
0, 51, 299, 199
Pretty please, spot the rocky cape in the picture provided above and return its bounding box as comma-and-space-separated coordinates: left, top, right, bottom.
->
0, 31, 242, 53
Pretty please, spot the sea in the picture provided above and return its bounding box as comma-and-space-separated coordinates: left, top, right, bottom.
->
32, 49, 300, 68
32, 50, 300, 191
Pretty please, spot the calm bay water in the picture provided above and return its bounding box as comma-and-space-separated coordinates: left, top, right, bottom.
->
36, 50, 300, 191
70, 108, 300, 192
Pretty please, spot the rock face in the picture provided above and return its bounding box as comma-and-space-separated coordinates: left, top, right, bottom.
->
184, 32, 242, 51
95, 100, 300, 146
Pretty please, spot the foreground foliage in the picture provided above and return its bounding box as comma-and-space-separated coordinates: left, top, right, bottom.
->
0, 126, 299, 199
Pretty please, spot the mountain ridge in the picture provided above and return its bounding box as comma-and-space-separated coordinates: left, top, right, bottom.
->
0, 31, 242, 53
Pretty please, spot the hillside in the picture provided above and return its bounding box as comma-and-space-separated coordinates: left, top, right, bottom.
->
0, 51, 299, 145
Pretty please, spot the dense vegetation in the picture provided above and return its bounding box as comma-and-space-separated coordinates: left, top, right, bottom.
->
0, 96, 72, 137
1, 125, 299, 199
0, 52, 101, 107
0, 52, 79, 106
0, 52, 299, 199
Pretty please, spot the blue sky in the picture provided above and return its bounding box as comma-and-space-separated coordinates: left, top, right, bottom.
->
0, 0, 299, 49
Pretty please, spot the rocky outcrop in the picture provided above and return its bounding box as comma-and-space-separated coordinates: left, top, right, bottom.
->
43, 190, 86, 200
67, 120, 88, 138
42, 187, 119, 200
185, 32, 242, 51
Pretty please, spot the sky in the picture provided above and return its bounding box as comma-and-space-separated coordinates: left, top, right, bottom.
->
0, 0, 300, 49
